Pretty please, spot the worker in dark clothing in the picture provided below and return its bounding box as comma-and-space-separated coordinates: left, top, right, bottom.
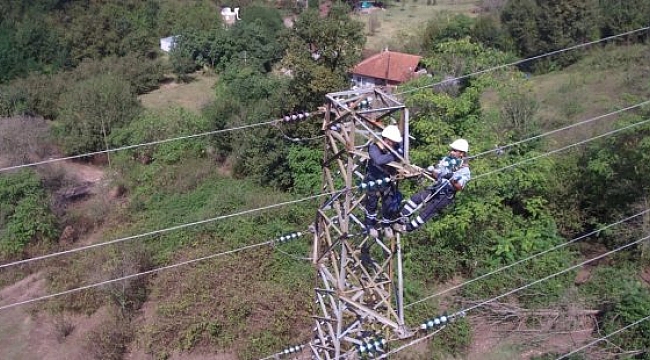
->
397, 139, 471, 232
364, 125, 403, 238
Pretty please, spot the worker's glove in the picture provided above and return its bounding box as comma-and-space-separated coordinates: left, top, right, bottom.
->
426, 165, 435, 173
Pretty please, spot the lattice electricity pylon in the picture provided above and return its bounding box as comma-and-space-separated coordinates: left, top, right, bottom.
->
311, 87, 421, 360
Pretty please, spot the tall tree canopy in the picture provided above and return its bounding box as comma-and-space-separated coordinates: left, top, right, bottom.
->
281, 2, 365, 108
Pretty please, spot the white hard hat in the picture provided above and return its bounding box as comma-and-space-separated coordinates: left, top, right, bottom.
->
449, 138, 469, 153
381, 125, 402, 143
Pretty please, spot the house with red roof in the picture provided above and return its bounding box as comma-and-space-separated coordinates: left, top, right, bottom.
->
351, 49, 425, 88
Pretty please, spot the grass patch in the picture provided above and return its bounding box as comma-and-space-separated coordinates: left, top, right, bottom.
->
530, 44, 650, 148
353, 0, 479, 52
140, 249, 313, 359
139, 73, 217, 114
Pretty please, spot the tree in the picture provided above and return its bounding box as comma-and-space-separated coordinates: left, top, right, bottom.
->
577, 115, 650, 237
501, 0, 599, 69
501, 0, 541, 58
422, 14, 475, 52
597, 0, 650, 38
55, 74, 141, 155
281, 3, 365, 107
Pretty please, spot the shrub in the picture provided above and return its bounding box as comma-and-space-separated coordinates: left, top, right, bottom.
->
85, 317, 133, 360
0, 170, 58, 258
54, 73, 141, 155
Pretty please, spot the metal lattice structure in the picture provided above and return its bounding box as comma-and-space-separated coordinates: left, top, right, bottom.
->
311, 87, 420, 359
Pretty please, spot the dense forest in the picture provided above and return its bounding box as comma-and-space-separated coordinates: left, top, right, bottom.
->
1, 0, 650, 359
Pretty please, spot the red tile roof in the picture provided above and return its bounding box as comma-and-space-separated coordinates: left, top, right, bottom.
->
352, 50, 422, 83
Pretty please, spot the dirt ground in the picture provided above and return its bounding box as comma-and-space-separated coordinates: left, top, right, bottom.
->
0, 272, 113, 360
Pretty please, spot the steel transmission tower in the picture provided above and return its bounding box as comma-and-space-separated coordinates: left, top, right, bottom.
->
311, 87, 419, 359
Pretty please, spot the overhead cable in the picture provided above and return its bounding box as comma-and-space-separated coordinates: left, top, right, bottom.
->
555, 313, 650, 360
5, 27, 646, 174
475, 117, 650, 180
0, 112, 318, 173
0, 194, 327, 269
265, 233, 650, 360
394, 26, 650, 96
469, 100, 650, 159
378, 233, 650, 359
0, 230, 310, 311
405, 208, 650, 308
5, 112, 647, 271
457, 233, 650, 315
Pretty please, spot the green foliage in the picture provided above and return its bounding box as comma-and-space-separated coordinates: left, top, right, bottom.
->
494, 78, 541, 140
578, 263, 643, 305
576, 115, 650, 238
217, 66, 286, 107
54, 73, 142, 154
233, 126, 294, 189
0, 18, 66, 83
597, 0, 650, 38
420, 37, 517, 78
0, 53, 162, 119
282, 3, 365, 107
158, 0, 222, 35
0, 170, 58, 258
427, 317, 471, 359
111, 107, 211, 165
60, 1, 159, 62
72, 55, 167, 95
470, 15, 513, 51
287, 145, 323, 195
171, 12, 284, 76
239, 5, 285, 36
422, 13, 475, 51
600, 281, 650, 354
501, 0, 600, 70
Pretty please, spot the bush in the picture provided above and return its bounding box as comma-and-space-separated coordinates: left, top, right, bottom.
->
110, 107, 211, 165
0, 170, 58, 258
54, 73, 141, 155
600, 284, 650, 355
85, 317, 133, 360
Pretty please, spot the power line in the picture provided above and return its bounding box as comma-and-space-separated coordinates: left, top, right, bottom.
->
266, 232, 650, 360
377, 233, 650, 359
0, 112, 318, 173
4, 27, 645, 174
3, 87, 648, 347
459, 232, 650, 315
475, 117, 650, 180
394, 26, 650, 97
3, 102, 644, 271
0, 239, 273, 311
0, 230, 308, 311
0, 193, 328, 269
405, 208, 650, 309
5, 110, 646, 276
555, 314, 650, 360
468, 100, 650, 160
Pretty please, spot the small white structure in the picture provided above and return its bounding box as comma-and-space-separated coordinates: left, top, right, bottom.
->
160, 36, 179, 52
221, 7, 241, 25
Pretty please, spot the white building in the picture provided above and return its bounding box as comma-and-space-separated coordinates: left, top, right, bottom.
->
160, 36, 179, 53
